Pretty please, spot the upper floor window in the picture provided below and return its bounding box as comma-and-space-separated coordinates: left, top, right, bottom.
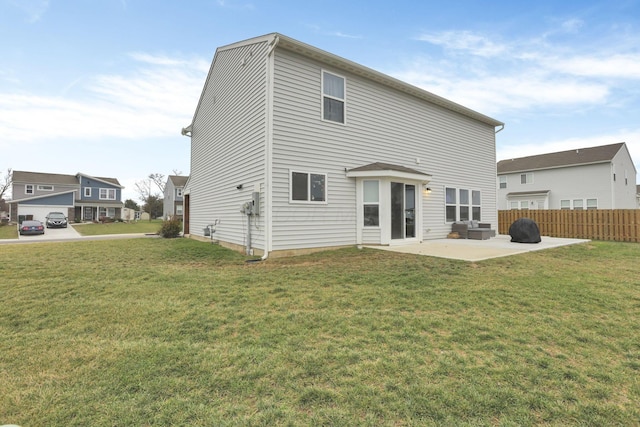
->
37, 185, 53, 191
322, 71, 345, 124
84, 187, 92, 197
176, 188, 183, 197
291, 171, 327, 203
25, 184, 34, 195
499, 176, 507, 189
99, 188, 116, 200
560, 200, 570, 210
587, 199, 598, 210
521, 173, 533, 184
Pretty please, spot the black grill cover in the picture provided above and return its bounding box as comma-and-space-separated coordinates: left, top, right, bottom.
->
509, 218, 541, 243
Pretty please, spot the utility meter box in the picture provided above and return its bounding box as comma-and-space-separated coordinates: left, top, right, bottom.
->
251, 191, 260, 215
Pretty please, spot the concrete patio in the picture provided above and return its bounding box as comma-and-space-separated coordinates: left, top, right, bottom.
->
365, 234, 591, 262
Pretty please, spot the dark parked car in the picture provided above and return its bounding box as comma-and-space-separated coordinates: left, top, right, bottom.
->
46, 212, 68, 228
19, 220, 45, 235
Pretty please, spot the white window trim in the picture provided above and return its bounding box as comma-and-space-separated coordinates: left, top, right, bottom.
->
37, 185, 54, 191
499, 176, 507, 189
176, 188, 183, 197
25, 184, 34, 195
99, 188, 116, 200
84, 187, 92, 197
521, 173, 534, 184
289, 170, 328, 204
445, 186, 481, 223
321, 69, 346, 125
363, 180, 380, 228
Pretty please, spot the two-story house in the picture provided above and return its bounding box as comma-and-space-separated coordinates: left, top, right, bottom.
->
163, 175, 188, 220
181, 33, 503, 257
9, 171, 124, 223
497, 142, 637, 210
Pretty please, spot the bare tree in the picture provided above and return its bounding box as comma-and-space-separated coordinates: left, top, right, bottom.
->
0, 168, 12, 200
148, 173, 166, 194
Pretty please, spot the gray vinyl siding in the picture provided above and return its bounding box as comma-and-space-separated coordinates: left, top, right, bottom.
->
270, 48, 497, 249
188, 40, 269, 249
499, 163, 613, 209
163, 179, 175, 217
12, 182, 78, 200
611, 148, 638, 209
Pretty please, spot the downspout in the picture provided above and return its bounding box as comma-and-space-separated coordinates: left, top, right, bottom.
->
261, 35, 279, 261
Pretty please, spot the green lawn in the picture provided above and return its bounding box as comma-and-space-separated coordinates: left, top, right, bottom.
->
72, 219, 163, 236
0, 224, 17, 239
1, 239, 639, 426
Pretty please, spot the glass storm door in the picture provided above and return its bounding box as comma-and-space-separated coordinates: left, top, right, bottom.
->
391, 182, 416, 240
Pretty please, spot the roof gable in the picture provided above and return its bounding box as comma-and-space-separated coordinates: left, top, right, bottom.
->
497, 142, 626, 174
185, 33, 503, 132
76, 173, 123, 188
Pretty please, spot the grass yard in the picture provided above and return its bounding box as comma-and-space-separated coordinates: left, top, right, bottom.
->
1, 239, 639, 426
72, 219, 163, 236
0, 224, 17, 239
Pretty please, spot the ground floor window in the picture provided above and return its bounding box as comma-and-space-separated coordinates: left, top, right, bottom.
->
291, 171, 327, 202
99, 207, 115, 218
446, 187, 481, 222
363, 180, 379, 226
561, 198, 597, 210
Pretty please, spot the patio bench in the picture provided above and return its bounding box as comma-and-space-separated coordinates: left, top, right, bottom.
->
452, 220, 496, 240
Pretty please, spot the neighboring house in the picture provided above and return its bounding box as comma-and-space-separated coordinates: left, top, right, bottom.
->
637, 185, 640, 208
497, 142, 637, 210
163, 175, 188, 220
9, 171, 124, 223
182, 33, 503, 256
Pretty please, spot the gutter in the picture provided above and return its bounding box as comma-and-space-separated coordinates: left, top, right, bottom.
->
261, 35, 280, 261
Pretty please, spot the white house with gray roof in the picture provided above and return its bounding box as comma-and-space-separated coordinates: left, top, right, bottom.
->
163, 175, 188, 220
497, 142, 637, 211
182, 33, 503, 256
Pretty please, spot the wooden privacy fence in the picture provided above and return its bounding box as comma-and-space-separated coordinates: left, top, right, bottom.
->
498, 209, 640, 243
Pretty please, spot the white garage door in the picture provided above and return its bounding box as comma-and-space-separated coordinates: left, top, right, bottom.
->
17, 205, 68, 223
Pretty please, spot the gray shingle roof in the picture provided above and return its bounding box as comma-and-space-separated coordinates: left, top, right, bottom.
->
347, 162, 429, 176
169, 175, 189, 187
12, 171, 79, 185
497, 142, 625, 174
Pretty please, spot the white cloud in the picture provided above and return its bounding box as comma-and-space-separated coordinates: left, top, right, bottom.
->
404, 24, 640, 115
545, 54, 640, 79
416, 30, 508, 57
0, 53, 208, 147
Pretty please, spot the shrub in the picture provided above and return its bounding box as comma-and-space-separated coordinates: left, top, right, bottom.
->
159, 218, 182, 238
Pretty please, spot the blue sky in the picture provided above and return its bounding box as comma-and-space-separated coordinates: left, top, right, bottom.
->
2, 0, 639, 201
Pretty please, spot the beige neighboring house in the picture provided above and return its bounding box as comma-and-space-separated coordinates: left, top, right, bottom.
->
636, 185, 640, 208
163, 175, 188, 220
497, 142, 637, 211
181, 33, 503, 256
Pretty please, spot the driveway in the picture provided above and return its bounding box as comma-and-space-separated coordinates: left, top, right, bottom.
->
0, 224, 153, 244
18, 225, 82, 241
